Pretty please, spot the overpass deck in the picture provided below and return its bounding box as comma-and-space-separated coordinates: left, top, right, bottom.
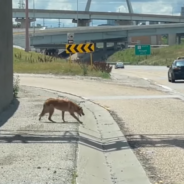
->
29, 23, 184, 48
13, 9, 184, 23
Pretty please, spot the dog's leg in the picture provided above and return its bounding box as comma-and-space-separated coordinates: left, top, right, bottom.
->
48, 107, 54, 122
62, 111, 66, 122
70, 112, 83, 124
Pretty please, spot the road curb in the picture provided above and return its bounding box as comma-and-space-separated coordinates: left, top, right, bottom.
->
21, 85, 151, 184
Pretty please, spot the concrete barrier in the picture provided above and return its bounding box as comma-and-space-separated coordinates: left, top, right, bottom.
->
0, 1, 13, 112
107, 62, 130, 65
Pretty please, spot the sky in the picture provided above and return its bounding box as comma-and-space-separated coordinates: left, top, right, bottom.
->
13, 0, 184, 27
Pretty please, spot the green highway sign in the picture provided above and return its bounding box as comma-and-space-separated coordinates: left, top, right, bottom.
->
135, 45, 151, 55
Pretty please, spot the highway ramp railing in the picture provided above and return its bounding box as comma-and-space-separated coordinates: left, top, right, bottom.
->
106, 62, 130, 65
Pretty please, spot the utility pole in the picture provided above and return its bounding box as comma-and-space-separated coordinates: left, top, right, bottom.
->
58, 19, 60, 27
77, 0, 78, 26
33, 0, 35, 34
25, 0, 29, 52
18, 0, 25, 9
43, 19, 45, 26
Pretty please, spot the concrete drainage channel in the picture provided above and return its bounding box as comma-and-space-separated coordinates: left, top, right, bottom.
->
1, 85, 151, 184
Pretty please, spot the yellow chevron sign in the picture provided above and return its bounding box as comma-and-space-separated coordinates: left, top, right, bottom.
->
66, 43, 95, 54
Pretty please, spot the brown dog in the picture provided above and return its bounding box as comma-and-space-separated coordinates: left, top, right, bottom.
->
39, 98, 85, 124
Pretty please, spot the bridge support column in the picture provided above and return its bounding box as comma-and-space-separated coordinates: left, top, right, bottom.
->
168, 34, 177, 46
0, 0, 13, 112
178, 35, 181, 45
72, 19, 90, 26
94, 42, 96, 50
15, 18, 36, 28
125, 0, 135, 25
115, 20, 133, 25
150, 36, 157, 45
103, 42, 107, 51
85, 0, 92, 11
125, 38, 128, 48
114, 42, 117, 47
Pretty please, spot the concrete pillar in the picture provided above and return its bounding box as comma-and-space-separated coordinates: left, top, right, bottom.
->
128, 37, 132, 43
85, 0, 92, 11
94, 42, 97, 50
125, 38, 128, 48
72, 19, 90, 26
103, 42, 107, 51
15, 18, 36, 28
125, 0, 136, 25
0, 0, 13, 112
178, 36, 181, 45
168, 34, 177, 46
114, 42, 119, 50
150, 35, 157, 45
126, 0, 133, 13
181, 7, 184, 16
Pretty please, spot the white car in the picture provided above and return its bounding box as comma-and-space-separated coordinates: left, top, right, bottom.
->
115, 62, 124, 69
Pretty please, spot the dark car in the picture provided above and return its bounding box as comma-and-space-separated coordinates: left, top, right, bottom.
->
167, 59, 184, 82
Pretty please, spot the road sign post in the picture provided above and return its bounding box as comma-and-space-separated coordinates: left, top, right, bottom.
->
90, 52, 93, 66
67, 33, 74, 63
67, 33, 74, 43
135, 44, 151, 56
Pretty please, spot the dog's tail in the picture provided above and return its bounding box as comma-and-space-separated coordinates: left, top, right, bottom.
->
38, 103, 46, 121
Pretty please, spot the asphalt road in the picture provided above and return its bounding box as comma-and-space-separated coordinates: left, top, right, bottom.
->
112, 65, 184, 94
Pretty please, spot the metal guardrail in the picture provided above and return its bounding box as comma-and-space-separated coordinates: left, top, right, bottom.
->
106, 62, 130, 65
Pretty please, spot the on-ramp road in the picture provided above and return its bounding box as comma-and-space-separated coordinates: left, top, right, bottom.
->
112, 65, 184, 94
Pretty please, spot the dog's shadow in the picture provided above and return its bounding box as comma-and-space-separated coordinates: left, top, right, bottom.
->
42, 120, 81, 125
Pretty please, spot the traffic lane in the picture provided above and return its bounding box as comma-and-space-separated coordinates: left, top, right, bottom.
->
18, 74, 166, 97
111, 65, 184, 94
112, 65, 167, 80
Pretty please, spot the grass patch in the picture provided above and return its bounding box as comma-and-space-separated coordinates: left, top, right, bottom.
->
71, 171, 78, 184
108, 44, 184, 66
13, 75, 20, 98
13, 48, 110, 78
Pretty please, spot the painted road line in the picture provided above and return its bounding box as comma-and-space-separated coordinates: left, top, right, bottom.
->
83, 95, 180, 100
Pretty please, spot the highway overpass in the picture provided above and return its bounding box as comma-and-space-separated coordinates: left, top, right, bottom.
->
13, 9, 184, 23
29, 23, 184, 48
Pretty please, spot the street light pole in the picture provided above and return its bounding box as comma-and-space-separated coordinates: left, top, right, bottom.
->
33, 0, 35, 34
77, 0, 78, 27
25, 0, 29, 52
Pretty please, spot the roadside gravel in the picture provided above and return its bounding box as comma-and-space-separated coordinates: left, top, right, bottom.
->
0, 86, 78, 184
